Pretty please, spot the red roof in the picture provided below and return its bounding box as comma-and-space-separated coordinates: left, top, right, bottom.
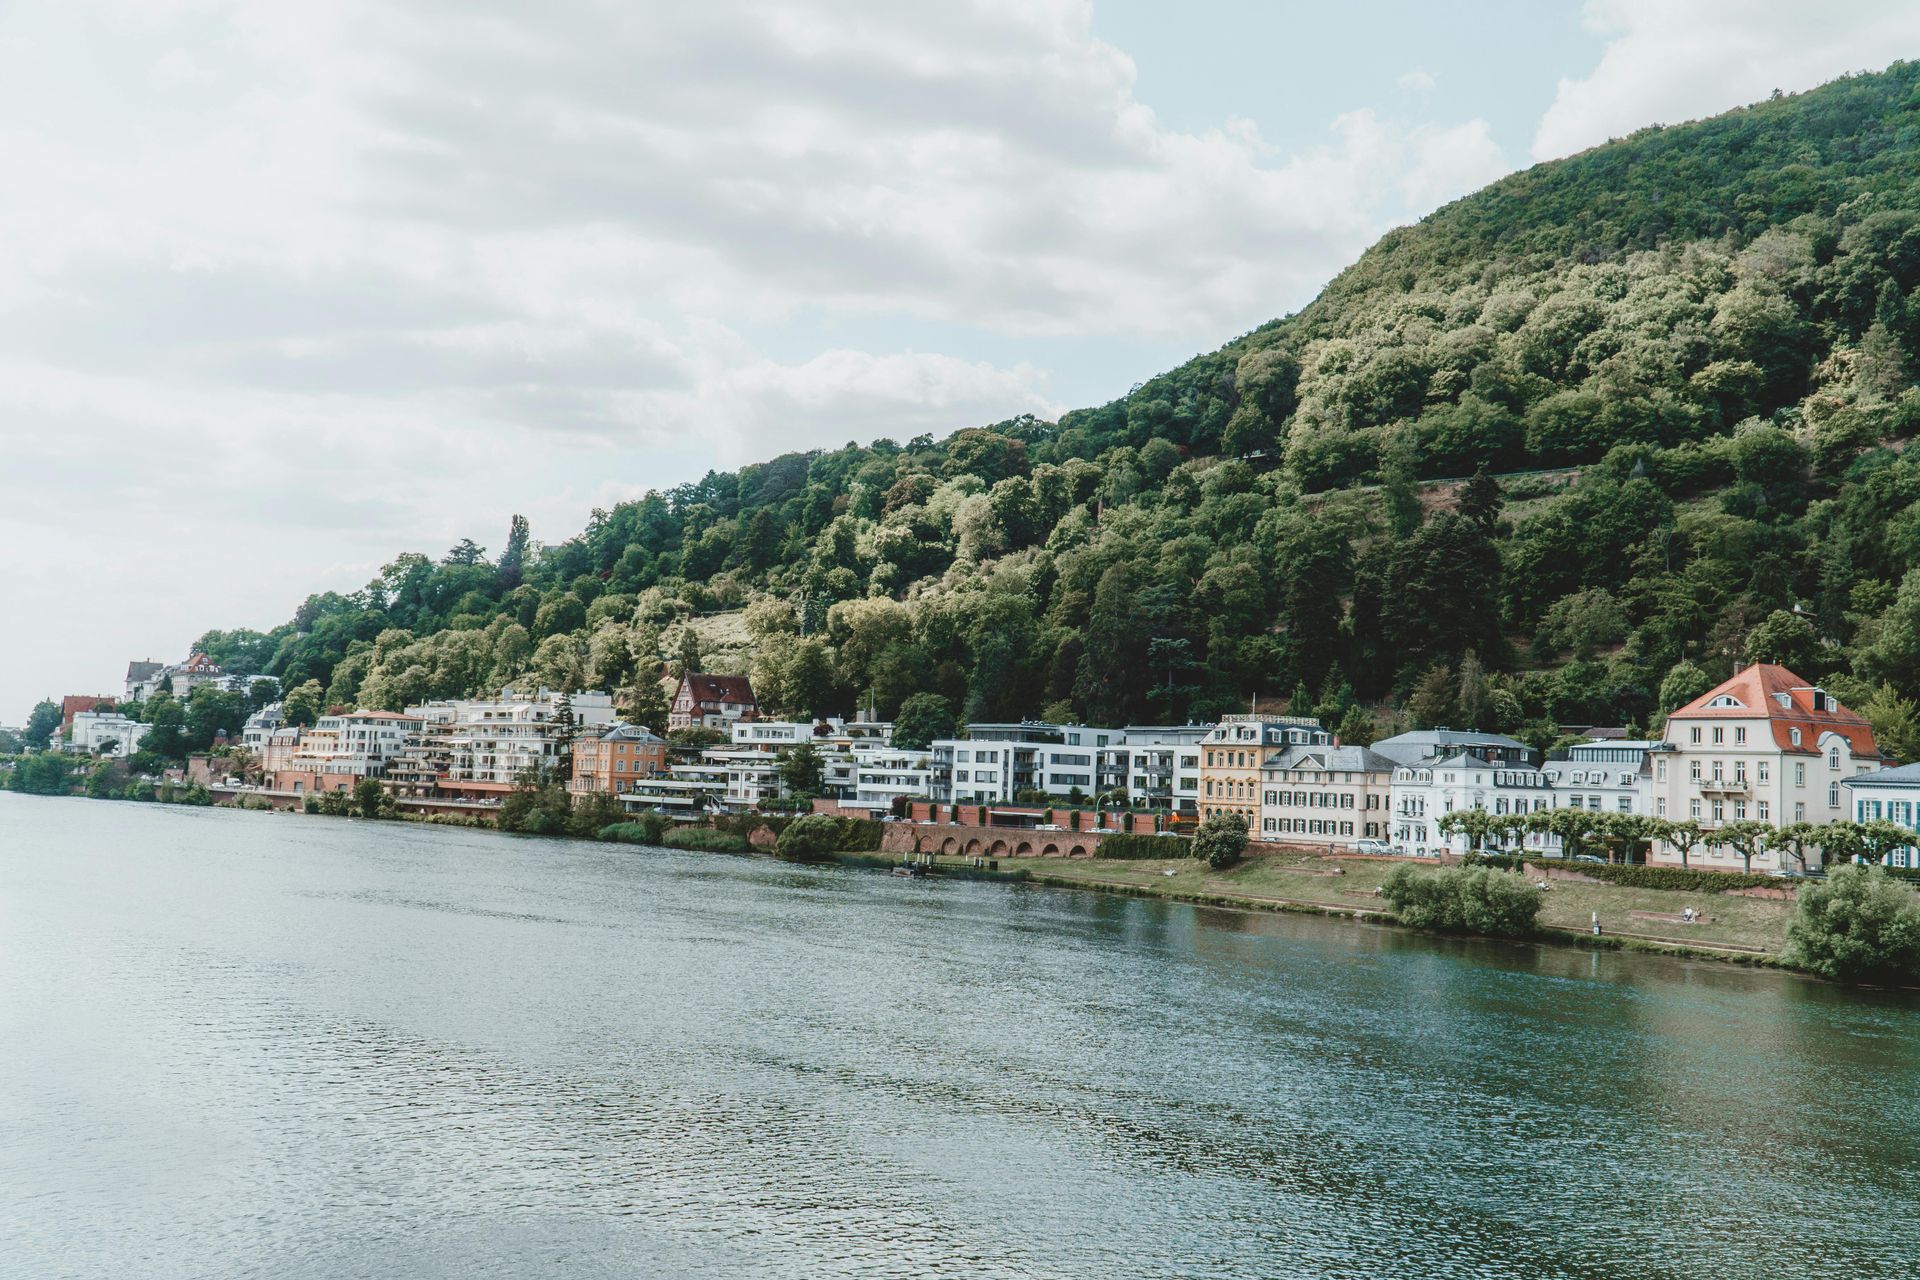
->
1668, 664, 1879, 758
681, 673, 755, 706
60, 695, 113, 727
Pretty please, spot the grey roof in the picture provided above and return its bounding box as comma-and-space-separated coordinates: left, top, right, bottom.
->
126, 660, 164, 681
598, 723, 668, 744
1262, 744, 1397, 774
1371, 729, 1531, 765
1843, 764, 1920, 788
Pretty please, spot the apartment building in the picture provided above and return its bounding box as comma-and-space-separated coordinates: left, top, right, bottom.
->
68, 710, 146, 758
929, 722, 1126, 805
1257, 745, 1395, 847
1541, 740, 1665, 820
1098, 724, 1208, 813
270, 709, 426, 794
1843, 764, 1920, 868
438, 689, 616, 799
1390, 753, 1557, 854
1371, 729, 1539, 769
570, 723, 670, 797
847, 742, 936, 813
1197, 715, 1330, 825
1654, 664, 1881, 870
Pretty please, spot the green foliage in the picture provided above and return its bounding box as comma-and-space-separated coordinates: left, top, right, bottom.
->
23, 701, 60, 751
774, 813, 843, 859
1785, 865, 1920, 983
1380, 866, 1543, 938
662, 826, 753, 853
1545, 861, 1778, 893
1096, 832, 1191, 859
777, 742, 826, 799
6, 753, 74, 795
1193, 811, 1248, 869
601, 815, 672, 845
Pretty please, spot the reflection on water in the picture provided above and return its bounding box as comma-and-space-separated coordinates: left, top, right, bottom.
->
4, 793, 1919, 1279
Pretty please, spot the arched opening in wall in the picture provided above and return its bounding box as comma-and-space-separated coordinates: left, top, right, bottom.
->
964, 839, 984, 856
1069, 845, 1089, 858
940, 837, 958, 855
989, 839, 1009, 856
1041, 843, 1060, 857
1015, 841, 1033, 857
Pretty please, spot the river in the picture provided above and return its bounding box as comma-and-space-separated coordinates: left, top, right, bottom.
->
4, 794, 1919, 1279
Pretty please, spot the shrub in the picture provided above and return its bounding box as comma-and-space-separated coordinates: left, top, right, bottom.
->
1193, 812, 1248, 869
1097, 833, 1191, 860
566, 790, 627, 839
600, 815, 671, 845
1381, 866, 1542, 938
1784, 865, 1920, 983
662, 826, 752, 853
775, 814, 842, 859
1528, 860, 1776, 893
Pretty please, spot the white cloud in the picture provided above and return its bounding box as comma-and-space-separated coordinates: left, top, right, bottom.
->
1533, 0, 1920, 161
1398, 69, 1438, 92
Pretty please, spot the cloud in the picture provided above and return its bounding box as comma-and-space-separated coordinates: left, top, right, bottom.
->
1398, 69, 1438, 92
1533, 0, 1920, 161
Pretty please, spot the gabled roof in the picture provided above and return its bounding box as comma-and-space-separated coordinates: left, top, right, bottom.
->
1261, 744, 1397, 774
1371, 729, 1530, 765
126, 660, 164, 682
597, 723, 668, 744
1667, 663, 1879, 759
175, 651, 223, 673
1843, 763, 1920, 788
680, 673, 755, 705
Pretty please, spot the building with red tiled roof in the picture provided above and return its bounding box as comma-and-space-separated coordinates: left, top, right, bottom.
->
669, 673, 757, 731
1653, 663, 1882, 871
59, 694, 114, 733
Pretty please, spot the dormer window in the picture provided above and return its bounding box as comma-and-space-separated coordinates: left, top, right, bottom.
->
1705, 695, 1745, 709
1790, 728, 1802, 747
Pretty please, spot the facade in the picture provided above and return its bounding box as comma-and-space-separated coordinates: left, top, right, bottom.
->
570, 723, 670, 797
1197, 715, 1330, 826
125, 660, 167, 703
929, 722, 1126, 805
847, 743, 936, 813
168, 652, 228, 697
1654, 664, 1881, 869
60, 695, 114, 733
1098, 725, 1208, 813
1843, 764, 1920, 867
1389, 753, 1558, 854
270, 709, 425, 794
1540, 740, 1665, 820
240, 703, 286, 759
669, 673, 757, 730
437, 689, 616, 798
1257, 745, 1396, 847
68, 710, 146, 757
1371, 729, 1538, 769
620, 762, 729, 816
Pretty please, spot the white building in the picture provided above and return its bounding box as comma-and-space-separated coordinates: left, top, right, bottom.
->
281, 710, 427, 784
620, 762, 729, 817
1541, 740, 1666, 821
240, 703, 285, 759
1258, 745, 1396, 848
1099, 725, 1208, 813
1843, 764, 1920, 868
1390, 753, 1558, 855
1371, 729, 1539, 768
847, 743, 936, 813
125, 660, 167, 703
929, 722, 1126, 805
433, 688, 617, 792
1655, 664, 1881, 869
69, 710, 148, 758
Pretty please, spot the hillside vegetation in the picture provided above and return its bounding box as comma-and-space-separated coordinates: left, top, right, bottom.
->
190, 62, 1920, 754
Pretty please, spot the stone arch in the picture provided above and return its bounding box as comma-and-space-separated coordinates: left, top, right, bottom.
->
940, 837, 959, 855
1069, 844, 1089, 858
1041, 842, 1060, 857
989, 839, 1009, 856
1015, 841, 1033, 857
964, 838, 984, 856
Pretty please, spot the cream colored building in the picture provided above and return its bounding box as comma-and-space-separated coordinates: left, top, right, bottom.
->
1258, 745, 1395, 848
1198, 715, 1329, 826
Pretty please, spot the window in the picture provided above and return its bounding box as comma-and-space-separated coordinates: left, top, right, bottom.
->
1757, 801, 1769, 821
1690, 798, 1701, 818
1795, 763, 1806, 786
1734, 802, 1746, 820
1713, 800, 1725, 821
1690, 727, 1702, 744
1656, 759, 1667, 782
1795, 802, 1806, 822
1828, 748, 1841, 771
1712, 760, 1724, 782
1758, 761, 1770, 784
1712, 727, 1724, 745
1690, 761, 1702, 782
1791, 729, 1802, 747
1829, 784, 1840, 808
1656, 798, 1667, 817
1734, 727, 1746, 745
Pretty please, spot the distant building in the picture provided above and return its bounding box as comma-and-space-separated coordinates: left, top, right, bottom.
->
669, 673, 757, 730
929, 722, 1127, 805
167, 652, 228, 697
1099, 725, 1209, 813
269, 709, 426, 795
570, 723, 670, 798
1541, 740, 1667, 821
1843, 764, 1920, 868
69, 710, 146, 758
435, 688, 616, 800
125, 660, 167, 702
1258, 744, 1396, 848
240, 703, 285, 759
1371, 729, 1538, 769
1390, 753, 1557, 854
1197, 715, 1330, 826
59, 695, 114, 733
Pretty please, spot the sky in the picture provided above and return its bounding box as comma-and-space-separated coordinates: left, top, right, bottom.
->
4, 0, 1920, 722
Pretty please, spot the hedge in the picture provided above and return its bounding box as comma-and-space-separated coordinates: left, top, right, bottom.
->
1528, 860, 1778, 893
600, 815, 671, 846
662, 826, 752, 853
1096, 833, 1193, 860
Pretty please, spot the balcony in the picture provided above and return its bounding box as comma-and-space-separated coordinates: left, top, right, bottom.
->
1697, 779, 1750, 797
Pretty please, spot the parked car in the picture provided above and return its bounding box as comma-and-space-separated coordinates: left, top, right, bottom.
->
1572, 854, 1606, 864
1355, 839, 1393, 855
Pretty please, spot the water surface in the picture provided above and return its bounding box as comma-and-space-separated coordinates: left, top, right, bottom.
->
4, 794, 1918, 1278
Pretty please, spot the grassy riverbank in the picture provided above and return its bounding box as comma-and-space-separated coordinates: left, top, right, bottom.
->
929, 850, 1795, 960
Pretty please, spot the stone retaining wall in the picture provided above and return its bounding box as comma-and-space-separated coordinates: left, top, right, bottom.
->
881, 821, 1110, 859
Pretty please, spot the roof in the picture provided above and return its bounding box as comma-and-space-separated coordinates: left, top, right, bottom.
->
126, 660, 164, 682
1262, 744, 1397, 774
1371, 729, 1530, 765
341, 709, 423, 722
593, 723, 668, 744
176, 651, 223, 673
1667, 664, 1879, 759
681, 673, 755, 705
1844, 764, 1920, 788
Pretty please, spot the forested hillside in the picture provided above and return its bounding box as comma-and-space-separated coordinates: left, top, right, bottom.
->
194, 61, 1920, 756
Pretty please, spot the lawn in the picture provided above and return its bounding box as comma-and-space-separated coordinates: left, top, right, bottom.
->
937, 850, 1795, 957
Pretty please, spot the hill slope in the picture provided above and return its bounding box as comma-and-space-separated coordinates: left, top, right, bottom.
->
188, 61, 1920, 757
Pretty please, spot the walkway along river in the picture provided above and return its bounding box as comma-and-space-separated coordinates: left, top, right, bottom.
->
5, 793, 1920, 1279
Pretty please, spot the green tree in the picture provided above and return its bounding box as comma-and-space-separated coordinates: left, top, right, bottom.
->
1335, 704, 1377, 747
353, 777, 388, 819
1379, 428, 1423, 538
282, 680, 324, 728
1193, 811, 1248, 869
1784, 865, 1920, 983
775, 813, 843, 859
1860, 682, 1920, 764
1743, 609, 1821, 671
23, 700, 60, 751
1716, 819, 1773, 874
498, 514, 530, 590
1380, 865, 1541, 937
623, 678, 671, 733
1663, 819, 1708, 872
892, 693, 956, 751
1657, 660, 1712, 715
778, 742, 826, 799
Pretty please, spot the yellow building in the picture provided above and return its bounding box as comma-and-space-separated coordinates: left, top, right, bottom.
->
1198, 715, 1329, 826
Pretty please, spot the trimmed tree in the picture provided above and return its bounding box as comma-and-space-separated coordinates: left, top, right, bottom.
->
1193, 811, 1248, 870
